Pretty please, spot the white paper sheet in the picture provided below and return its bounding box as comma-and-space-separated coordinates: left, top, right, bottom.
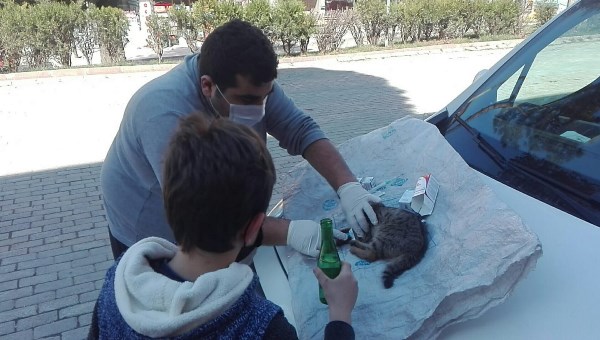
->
279, 117, 542, 339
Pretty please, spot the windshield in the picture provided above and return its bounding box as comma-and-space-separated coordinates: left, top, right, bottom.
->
452, 0, 600, 212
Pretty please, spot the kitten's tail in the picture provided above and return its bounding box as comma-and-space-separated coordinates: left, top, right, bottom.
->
382, 253, 424, 289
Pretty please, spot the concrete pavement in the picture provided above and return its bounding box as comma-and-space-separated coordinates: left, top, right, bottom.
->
0, 42, 513, 339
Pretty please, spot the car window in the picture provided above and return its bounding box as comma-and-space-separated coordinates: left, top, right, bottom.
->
498, 34, 600, 107
453, 2, 600, 217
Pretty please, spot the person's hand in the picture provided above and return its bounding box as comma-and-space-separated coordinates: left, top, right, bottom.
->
287, 220, 348, 257
337, 182, 381, 238
313, 261, 358, 324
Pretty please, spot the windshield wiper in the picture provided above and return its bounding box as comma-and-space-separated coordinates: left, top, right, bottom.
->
452, 114, 595, 222
453, 114, 507, 168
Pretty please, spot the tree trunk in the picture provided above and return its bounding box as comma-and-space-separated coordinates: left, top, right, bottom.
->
100, 44, 110, 65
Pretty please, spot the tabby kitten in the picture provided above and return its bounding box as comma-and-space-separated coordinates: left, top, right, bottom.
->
350, 203, 427, 289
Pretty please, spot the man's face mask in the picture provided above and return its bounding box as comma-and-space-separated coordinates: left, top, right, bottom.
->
216, 85, 267, 126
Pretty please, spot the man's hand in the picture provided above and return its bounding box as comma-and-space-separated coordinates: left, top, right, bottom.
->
287, 220, 348, 257
337, 182, 382, 238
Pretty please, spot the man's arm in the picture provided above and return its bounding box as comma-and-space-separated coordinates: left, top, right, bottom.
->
260, 216, 348, 257
263, 82, 380, 243
261, 217, 289, 246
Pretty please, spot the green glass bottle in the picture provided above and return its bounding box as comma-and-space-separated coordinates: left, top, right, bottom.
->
318, 218, 342, 305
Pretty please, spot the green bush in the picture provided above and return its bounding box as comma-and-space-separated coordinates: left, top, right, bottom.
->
146, 13, 171, 63
299, 10, 317, 54
0, 0, 531, 73
272, 0, 311, 55
396, 0, 426, 42
431, 0, 459, 40
168, 5, 200, 52
386, 0, 523, 43
314, 10, 350, 53
51, 2, 81, 67
74, 5, 99, 66
22, 1, 57, 69
385, 2, 401, 45
346, 8, 365, 46
484, 0, 521, 35
191, 0, 217, 40
244, 0, 276, 43
92, 6, 128, 65
214, 0, 244, 27
356, 0, 387, 45
25, 1, 80, 68
534, 0, 558, 28
0, 0, 27, 72
190, 0, 243, 40
388, 0, 437, 41
459, 0, 488, 37
418, 0, 436, 40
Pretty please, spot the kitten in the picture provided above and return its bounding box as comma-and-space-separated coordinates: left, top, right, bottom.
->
350, 203, 427, 289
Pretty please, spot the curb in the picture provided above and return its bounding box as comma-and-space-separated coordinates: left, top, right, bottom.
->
279, 38, 523, 64
0, 39, 523, 81
0, 63, 177, 81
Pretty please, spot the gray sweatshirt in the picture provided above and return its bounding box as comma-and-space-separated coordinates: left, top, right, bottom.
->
101, 54, 326, 246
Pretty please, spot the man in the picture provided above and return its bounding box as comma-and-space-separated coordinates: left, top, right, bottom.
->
89, 114, 358, 339
101, 19, 381, 260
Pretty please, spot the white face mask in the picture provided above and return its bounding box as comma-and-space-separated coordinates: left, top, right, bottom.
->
216, 86, 267, 127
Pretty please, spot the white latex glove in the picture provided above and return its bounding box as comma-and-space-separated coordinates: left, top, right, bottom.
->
287, 220, 348, 257
337, 182, 382, 238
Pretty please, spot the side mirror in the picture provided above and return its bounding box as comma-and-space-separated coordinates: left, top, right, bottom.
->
473, 69, 488, 83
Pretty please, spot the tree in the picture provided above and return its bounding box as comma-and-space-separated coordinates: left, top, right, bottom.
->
356, 0, 388, 45
346, 8, 365, 46
299, 10, 317, 54
146, 13, 171, 63
483, 0, 521, 35
51, 1, 81, 67
92, 6, 128, 64
74, 5, 99, 65
214, 0, 243, 27
534, 0, 558, 28
191, 0, 217, 40
244, 0, 275, 43
23, 1, 56, 69
168, 5, 200, 53
272, 0, 310, 55
314, 10, 350, 53
0, 0, 27, 72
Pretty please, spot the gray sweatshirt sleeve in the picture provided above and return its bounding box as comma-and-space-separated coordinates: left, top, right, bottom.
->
137, 112, 182, 190
264, 82, 327, 156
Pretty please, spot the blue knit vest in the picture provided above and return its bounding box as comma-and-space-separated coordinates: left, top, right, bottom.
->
97, 262, 282, 339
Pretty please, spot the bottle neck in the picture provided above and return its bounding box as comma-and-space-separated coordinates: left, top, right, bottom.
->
320, 223, 336, 252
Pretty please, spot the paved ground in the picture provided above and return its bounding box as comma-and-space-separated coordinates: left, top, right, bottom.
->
0, 43, 513, 339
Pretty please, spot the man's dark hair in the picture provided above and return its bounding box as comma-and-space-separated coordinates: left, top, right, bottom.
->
163, 113, 276, 253
199, 19, 278, 91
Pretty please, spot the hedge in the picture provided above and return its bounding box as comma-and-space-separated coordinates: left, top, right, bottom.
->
1, 0, 549, 72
